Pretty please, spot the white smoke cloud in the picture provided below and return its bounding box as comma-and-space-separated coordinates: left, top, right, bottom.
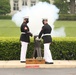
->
12, 2, 66, 37
51, 27, 66, 37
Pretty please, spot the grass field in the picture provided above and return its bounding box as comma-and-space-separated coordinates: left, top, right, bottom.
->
54, 21, 76, 37
0, 20, 76, 37
0, 20, 20, 37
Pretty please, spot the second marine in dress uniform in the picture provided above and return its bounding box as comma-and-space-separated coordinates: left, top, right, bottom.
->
38, 19, 53, 64
20, 18, 32, 63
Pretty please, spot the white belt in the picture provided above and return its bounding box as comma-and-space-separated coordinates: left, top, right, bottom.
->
21, 32, 26, 34
42, 34, 51, 37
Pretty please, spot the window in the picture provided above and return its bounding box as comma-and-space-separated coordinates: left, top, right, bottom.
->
22, 0, 27, 6
13, 0, 19, 10
31, 0, 36, 6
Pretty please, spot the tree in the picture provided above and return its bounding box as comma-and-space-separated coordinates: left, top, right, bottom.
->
70, 0, 75, 14
39, 0, 50, 3
54, 0, 69, 14
0, 0, 10, 15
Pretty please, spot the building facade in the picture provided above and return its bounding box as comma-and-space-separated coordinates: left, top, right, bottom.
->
10, 0, 39, 15
10, 0, 55, 15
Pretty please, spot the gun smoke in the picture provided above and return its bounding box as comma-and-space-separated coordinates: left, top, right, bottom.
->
12, 2, 66, 37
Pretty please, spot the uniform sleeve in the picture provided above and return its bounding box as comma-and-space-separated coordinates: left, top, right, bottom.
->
38, 26, 44, 38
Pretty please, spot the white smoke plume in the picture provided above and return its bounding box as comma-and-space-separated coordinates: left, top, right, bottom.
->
12, 2, 66, 37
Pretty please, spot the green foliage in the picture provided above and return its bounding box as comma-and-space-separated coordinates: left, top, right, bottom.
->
0, 37, 20, 60
0, 15, 12, 19
58, 14, 76, 20
54, 0, 69, 14
51, 37, 76, 60
1, 14, 76, 20
39, 0, 50, 3
0, 0, 10, 15
0, 37, 76, 60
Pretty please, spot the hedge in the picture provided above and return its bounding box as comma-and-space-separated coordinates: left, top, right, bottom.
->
0, 14, 76, 20
0, 37, 76, 60
58, 14, 76, 21
0, 15, 12, 19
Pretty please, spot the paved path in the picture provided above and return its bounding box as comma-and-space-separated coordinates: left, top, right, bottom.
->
0, 60, 76, 68
0, 68, 76, 75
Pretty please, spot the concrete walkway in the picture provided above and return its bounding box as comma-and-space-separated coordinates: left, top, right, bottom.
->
0, 60, 76, 68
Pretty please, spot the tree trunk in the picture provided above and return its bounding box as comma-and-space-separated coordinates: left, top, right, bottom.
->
70, 0, 75, 14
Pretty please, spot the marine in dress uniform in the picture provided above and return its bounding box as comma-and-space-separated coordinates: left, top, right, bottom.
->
20, 18, 32, 63
38, 19, 53, 64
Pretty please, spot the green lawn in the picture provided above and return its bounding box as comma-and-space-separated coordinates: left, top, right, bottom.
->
0, 20, 20, 37
0, 20, 76, 37
54, 21, 76, 37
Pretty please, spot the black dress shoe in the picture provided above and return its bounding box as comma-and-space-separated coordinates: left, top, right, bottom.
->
20, 61, 26, 63
45, 62, 54, 64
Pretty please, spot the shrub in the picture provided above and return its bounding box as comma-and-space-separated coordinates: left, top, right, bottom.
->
0, 15, 12, 19
0, 37, 76, 60
51, 37, 76, 60
54, 0, 69, 14
58, 14, 76, 20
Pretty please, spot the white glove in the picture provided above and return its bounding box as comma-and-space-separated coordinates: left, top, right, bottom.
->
36, 37, 40, 40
